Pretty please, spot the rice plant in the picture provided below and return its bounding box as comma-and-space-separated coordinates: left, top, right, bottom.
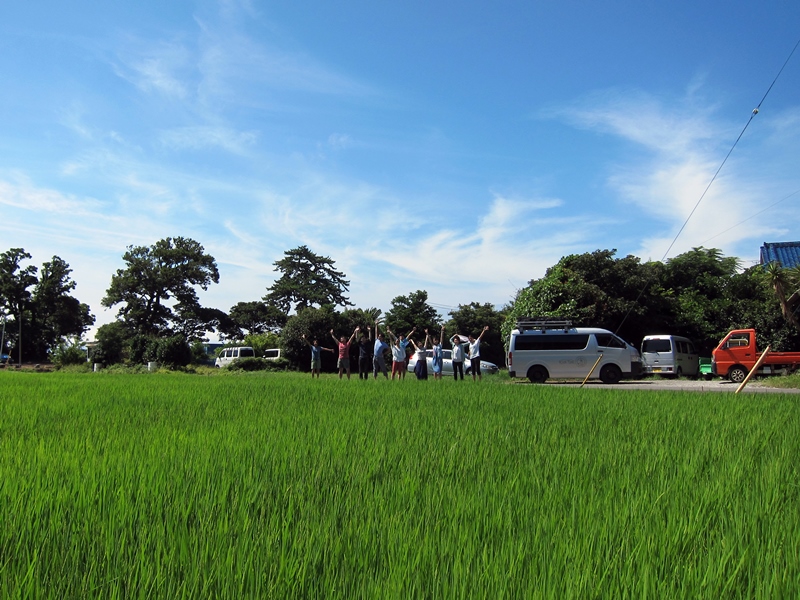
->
1, 370, 798, 597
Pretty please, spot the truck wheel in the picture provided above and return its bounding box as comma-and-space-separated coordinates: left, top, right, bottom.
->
599, 364, 622, 384
527, 366, 548, 384
728, 366, 748, 384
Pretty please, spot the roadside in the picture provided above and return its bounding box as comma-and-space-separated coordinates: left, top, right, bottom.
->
510, 376, 800, 393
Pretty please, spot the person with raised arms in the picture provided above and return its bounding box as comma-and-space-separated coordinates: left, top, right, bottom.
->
409, 333, 430, 380
373, 322, 390, 379
386, 325, 416, 380
468, 325, 490, 381
301, 334, 335, 378
429, 326, 445, 381
330, 326, 359, 380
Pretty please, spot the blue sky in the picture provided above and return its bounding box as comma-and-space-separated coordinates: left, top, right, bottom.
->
2, 1, 799, 338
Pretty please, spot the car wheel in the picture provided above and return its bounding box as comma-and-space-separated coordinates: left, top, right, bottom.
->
527, 365, 548, 384
728, 366, 748, 384
599, 364, 622, 384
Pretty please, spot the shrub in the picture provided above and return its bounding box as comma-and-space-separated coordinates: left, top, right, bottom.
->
51, 341, 88, 367
153, 335, 192, 369
227, 357, 291, 372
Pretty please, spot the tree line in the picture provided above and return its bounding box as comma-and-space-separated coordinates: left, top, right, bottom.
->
2, 239, 799, 369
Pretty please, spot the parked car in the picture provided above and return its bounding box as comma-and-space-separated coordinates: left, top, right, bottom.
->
407, 348, 499, 375
215, 347, 282, 368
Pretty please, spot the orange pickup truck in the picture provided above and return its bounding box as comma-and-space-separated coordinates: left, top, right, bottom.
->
712, 328, 800, 383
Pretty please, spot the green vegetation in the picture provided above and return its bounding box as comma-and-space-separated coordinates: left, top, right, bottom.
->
2, 371, 798, 597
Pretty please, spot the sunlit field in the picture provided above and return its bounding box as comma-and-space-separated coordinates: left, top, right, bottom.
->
1, 370, 799, 598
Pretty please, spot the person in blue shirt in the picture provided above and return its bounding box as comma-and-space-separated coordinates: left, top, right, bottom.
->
301, 334, 334, 378
372, 322, 390, 379
428, 326, 445, 380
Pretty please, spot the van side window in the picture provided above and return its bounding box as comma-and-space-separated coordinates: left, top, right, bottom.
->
240, 348, 255, 358
686, 342, 695, 355
595, 334, 626, 349
514, 334, 590, 351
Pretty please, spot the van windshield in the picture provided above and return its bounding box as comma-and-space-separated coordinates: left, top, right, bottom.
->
642, 339, 671, 353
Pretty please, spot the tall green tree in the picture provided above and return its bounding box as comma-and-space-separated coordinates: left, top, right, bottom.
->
225, 300, 288, 339
28, 256, 94, 360
0, 248, 37, 321
0, 249, 94, 362
102, 237, 220, 337
503, 249, 659, 344
764, 261, 800, 329
280, 306, 342, 371
447, 302, 507, 366
384, 290, 440, 337
264, 245, 351, 313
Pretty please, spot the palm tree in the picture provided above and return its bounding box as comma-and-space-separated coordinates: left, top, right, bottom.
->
765, 261, 799, 328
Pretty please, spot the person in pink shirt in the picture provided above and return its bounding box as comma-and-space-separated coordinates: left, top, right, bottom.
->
330, 326, 359, 379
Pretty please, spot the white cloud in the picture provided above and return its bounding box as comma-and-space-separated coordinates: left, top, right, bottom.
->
555, 88, 800, 262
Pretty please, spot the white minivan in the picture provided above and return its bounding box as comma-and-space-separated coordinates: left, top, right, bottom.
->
507, 318, 641, 384
214, 346, 256, 368
640, 335, 698, 377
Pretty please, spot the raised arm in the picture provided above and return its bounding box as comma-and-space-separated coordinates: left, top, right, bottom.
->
477, 325, 489, 341
405, 326, 417, 339
439, 325, 445, 347
301, 334, 312, 347
386, 326, 397, 343
330, 329, 339, 345
347, 326, 360, 345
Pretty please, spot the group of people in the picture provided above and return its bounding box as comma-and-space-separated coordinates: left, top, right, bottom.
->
302, 323, 490, 381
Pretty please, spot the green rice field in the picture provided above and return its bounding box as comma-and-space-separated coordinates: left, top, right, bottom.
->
1, 370, 799, 598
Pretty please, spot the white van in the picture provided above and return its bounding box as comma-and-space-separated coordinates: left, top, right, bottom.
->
215, 346, 256, 368
506, 318, 641, 384
640, 335, 698, 377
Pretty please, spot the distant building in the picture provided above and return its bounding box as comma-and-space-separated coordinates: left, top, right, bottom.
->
760, 241, 800, 269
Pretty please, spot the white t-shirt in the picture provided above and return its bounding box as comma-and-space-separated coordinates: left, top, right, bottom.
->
391, 344, 406, 362
469, 339, 481, 360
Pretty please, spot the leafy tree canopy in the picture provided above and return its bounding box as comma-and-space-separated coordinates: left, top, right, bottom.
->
264, 245, 351, 313
102, 237, 219, 337
503, 247, 800, 354
224, 300, 288, 339
384, 290, 440, 338
280, 305, 343, 371
0, 249, 94, 362
446, 302, 507, 366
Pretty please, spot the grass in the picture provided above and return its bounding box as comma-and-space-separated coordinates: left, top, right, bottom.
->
1, 370, 799, 597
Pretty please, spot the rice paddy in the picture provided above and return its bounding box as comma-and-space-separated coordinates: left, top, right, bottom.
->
1, 370, 798, 598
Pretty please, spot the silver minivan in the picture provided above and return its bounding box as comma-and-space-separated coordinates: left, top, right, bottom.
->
640, 335, 698, 377
507, 318, 641, 384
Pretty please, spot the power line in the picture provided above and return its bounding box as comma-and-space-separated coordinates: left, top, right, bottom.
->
700, 188, 800, 246
614, 36, 800, 337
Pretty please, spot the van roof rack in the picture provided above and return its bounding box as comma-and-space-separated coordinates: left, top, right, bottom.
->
516, 317, 573, 332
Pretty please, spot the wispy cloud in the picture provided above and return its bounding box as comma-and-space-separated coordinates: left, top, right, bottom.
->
159, 126, 258, 154
112, 38, 193, 99
553, 88, 797, 261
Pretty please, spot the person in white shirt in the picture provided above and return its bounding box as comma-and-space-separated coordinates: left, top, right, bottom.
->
468, 326, 490, 381
450, 334, 467, 381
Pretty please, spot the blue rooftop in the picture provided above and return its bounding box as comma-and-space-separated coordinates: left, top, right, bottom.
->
760, 241, 800, 268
